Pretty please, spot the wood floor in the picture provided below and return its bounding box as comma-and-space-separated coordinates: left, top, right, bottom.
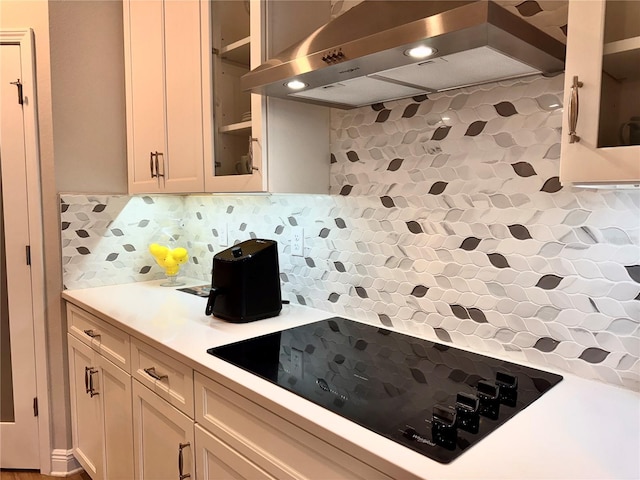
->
0, 471, 90, 480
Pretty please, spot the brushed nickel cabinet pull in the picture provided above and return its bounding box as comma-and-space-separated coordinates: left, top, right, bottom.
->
85, 366, 99, 397
150, 151, 156, 178
178, 442, 191, 479
83, 329, 101, 339
568, 75, 583, 144
144, 366, 168, 381
156, 152, 165, 178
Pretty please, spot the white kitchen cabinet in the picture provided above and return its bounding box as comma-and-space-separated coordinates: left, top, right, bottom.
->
132, 380, 195, 480
131, 337, 194, 418
123, 0, 206, 193
560, 0, 640, 187
204, 0, 331, 193
67, 334, 134, 480
194, 372, 393, 480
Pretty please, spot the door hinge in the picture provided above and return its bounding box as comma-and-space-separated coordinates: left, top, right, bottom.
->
26, 245, 31, 265
33, 397, 38, 417
10, 79, 24, 106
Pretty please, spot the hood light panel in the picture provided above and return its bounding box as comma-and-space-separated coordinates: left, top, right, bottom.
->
285, 80, 308, 90
405, 45, 437, 59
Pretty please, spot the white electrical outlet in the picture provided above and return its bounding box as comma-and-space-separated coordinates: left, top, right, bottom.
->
218, 222, 228, 247
291, 226, 304, 256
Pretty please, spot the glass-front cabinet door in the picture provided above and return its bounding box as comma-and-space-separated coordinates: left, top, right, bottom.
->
560, 0, 640, 187
205, 0, 264, 192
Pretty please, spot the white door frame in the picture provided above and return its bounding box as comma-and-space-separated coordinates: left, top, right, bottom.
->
0, 28, 51, 474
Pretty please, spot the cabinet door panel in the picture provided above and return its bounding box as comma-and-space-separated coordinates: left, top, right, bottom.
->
124, 0, 165, 193
133, 381, 195, 480
195, 425, 275, 480
560, 0, 640, 185
100, 356, 134, 480
68, 335, 102, 480
163, 0, 205, 191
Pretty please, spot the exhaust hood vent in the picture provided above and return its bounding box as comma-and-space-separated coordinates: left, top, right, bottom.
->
241, 1, 566, 109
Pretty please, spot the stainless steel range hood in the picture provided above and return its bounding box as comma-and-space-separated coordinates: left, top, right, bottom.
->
241, 1, 566, 109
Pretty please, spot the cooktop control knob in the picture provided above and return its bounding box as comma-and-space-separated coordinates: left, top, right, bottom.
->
496, 371, 518, 407
231, 246, 243, 258
432, 405, 457, 450
455, 392, 480, 433
477, 380, 500, 420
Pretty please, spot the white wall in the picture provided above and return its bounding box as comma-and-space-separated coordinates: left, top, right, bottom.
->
49, 0, 127, 193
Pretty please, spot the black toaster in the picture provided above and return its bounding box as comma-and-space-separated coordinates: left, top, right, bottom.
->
205, 239, 282, 323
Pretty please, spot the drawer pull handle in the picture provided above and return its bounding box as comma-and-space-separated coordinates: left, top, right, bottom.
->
144, 366, 168, 381
178, 442, 191, 479
85, 366, 99, 397
84, 366, 91, 393
568, 75, 583, 144
83, 329, 101, 339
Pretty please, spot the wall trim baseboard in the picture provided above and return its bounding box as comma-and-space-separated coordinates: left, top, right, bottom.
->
49, 449, 82, 477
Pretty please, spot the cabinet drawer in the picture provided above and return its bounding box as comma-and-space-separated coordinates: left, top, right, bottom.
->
194, 372, 393, 480
131, 338, 194, 418
195, 424, 275, 480
67, 303, 130, 372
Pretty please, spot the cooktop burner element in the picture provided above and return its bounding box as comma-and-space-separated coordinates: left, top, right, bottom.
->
207, 317, 562, 464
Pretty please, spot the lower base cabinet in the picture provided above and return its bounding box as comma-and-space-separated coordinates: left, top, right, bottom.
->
67, 301, 409, 480
132, 380, 195, 480
68, 334, 134, 480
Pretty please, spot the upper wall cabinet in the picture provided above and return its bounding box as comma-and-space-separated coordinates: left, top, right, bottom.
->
123, 0, 206, 193
204, 0, 331, 194
560, 0, 640, 187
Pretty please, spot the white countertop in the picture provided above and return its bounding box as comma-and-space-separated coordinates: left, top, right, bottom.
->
62, 279, 640, 480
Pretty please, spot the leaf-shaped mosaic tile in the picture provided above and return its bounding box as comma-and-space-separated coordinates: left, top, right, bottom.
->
536, 274, 563, 289
508, 224, 532, 240
511, 162, 537, 177
578, 347, 610, 364
494, 101, 518, 117
346, 151, 360, 162
533, 337, 560, 352
406, 221, 424, 234
380, 196, 395, 208
355, 286, 368, 298
411, 285, 429, 297
460, 237, 481, 251
378, 314, 394, 327
488, 253, 510, 269
625, 265, 640, 283
540, 177, 562, 193
387, 158, 404, 171
429, 181, 448, 195
339, 185, 353, 195
410, 368, 428, 384
431, 126, 451, 141
464, 121, 487, 136
402, 104, 420, 118
451, 304, 469, 319
375, 109, 391, 123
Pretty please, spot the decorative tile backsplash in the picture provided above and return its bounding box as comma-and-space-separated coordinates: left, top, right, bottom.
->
60, 74, 640, 391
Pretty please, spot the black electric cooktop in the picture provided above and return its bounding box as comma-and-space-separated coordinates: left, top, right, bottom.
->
207, 317, 562, 464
